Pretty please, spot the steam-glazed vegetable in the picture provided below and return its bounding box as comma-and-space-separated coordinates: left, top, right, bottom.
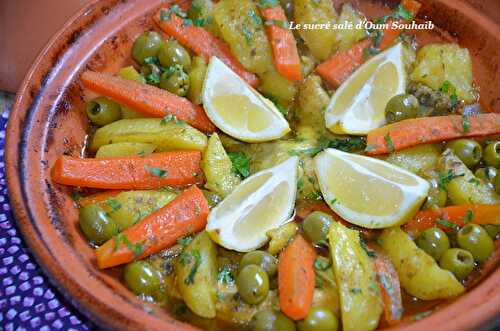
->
187, 57, 207, 105
294, 0, 337, 60
379, 227, 464, 300
95, 142, 156, 158
175, 232, 218, 318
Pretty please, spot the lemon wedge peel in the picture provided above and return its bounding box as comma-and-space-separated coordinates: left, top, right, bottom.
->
206, 156, 299, 252
325, 43, 406, 135
202, 56, 290, 143
314, 148, 429, 229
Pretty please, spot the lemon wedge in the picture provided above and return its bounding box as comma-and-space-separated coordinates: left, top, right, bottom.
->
202, 57, 290, 142
206, 156, 298, 252
314, 148, 429, 229
325, 43, 406, 135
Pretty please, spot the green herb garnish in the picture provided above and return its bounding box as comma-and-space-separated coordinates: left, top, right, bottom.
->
384, 134, 395, 153
462, 114, 470, 133
228, 152, 251, 179
114, 234, 144, 257
184, 250, 202, 284
177, 236, 193, 246
314, 257, 331, 270
392, 4, 414, 21
248, 10, 263, 25
437, 218, 459, 230
106, 199, 122, 212
411, 310, 432, 321
463, 208, 474, 225
217, 265, 235, 284
438, 170, 465, 190
145, 165, 169, 178
350, 288, 362, 294
257, 0, 279, 8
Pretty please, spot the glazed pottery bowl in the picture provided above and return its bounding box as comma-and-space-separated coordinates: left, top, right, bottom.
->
5, 0, 500, 330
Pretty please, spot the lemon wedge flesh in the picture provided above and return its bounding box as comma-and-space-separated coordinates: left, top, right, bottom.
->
206, 157, 298, 252
314, 148, 429, 229
202, 57, 290, 142
325, 43, 406, 135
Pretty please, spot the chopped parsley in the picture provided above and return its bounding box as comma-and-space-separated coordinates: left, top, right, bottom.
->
370, 29, 384, 48
360, 237, 377, 258
306, 190, 323, 201
411, 310, 432, 321
160, 5, 188, 21
228, 152, 251, 179
330, 198, 338, 205
144, 56, 160, 65
257, 0, 279, 8
438, 170, 465, 190
114, 234, 144, 257
350, 288, 362, 294
297, 178, 304, 190
363, 46, 380, 59
392, 4, 414, 21
241, 24, 253, 44
440, 80, 459, 107
106, 199, 122, 212
145, 72, 160, 85
468, 177, 481, 186
437, 218, 459, 230
265, 19, 289, 29
217, 265, 235, 284
183, 250, 202, 285
384, 134, 395, 153
145, 165, 169, 178
462, 114, 470, 133
248, 10, 263, 26
176, 235, 193, 246
463, 208, 474, 225
137, 150, 146, 158
314, 257, 331, 270
160, 113, 185, 125
325, 137, 367, 153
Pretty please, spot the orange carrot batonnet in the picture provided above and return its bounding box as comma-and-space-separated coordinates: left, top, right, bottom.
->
278, 234, 316, 320
96, 185, 209, 269
81, 71, 215, 133
261, 6, 301, 82
403, 204, 500, 236
316, 0, 421, 87
370, 245, 403, 326
315, 39, 372, 88
52, 151, 204, 190
154, 7, 260, 87
78, 190, 123, 207
366, 114, 500, 155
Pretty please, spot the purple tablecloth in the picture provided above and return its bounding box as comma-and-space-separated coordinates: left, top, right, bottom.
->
0, 105, 94, 330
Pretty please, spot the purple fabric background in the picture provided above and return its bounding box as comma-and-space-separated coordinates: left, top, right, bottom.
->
0, 102, 94, 330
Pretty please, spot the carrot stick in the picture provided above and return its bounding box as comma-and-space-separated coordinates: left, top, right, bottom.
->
366, 114, 500, 155
401, 0, 422, 16
379, 0, 422, 50
52, 151, 204, 190
95, 185, 209, 269
370, 245, 403, 326
261, 6, 301, 82
78, 190, 123, 207
81, 71, 215, 133
154, 7, 259, 87
278, 234, 316, 320
403, 205, 500, 236
315, 39, 372, 88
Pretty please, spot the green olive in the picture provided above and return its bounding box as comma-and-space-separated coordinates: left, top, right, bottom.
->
439, 248, 474, 280
483, 141, 500, 168
474, 167, 497, 183
445, 139, 482, 168
85, 97, 121, 126
132, 31, 164, 65
483, 225, 500, 239
495, 171, 500, 194
79, 204, 118, 244
424, 179, 447, 209
385, 94, 419, 124
457, 224, 494, 262
160, 67, 190, 97
240, 251, 278, 277
158, 40, 191, 71
253, 310, 296, 331
123, 261, 163, 298
202, 190, 222, 208
141, 63, 161, 86
237, 265, 269, 304
416, 227, 450, 260
297, 307, 338, 331
303, 212, 333, 244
